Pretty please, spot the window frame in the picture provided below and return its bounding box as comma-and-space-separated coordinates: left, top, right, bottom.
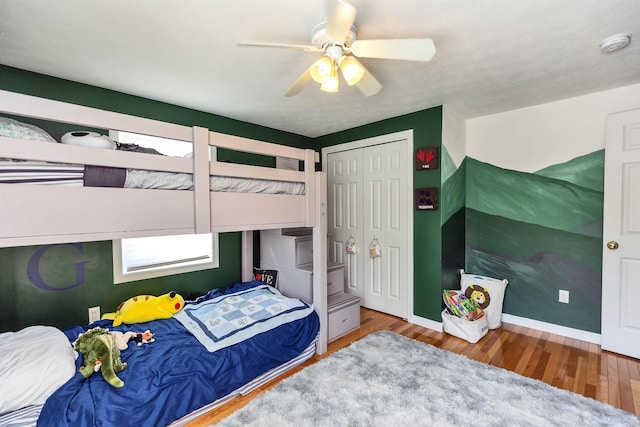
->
110, 130, 219, 284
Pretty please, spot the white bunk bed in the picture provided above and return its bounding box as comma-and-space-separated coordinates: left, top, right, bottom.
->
0, 89, 328, 348
0, 88, 329, 340
0, 90, 329, 425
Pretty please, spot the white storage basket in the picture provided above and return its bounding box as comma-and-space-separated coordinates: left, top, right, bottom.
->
460, 269, 508, 329
441, 309, 489, 343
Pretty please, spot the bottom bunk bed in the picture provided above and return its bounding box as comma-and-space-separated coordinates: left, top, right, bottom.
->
0, 280, 320, 427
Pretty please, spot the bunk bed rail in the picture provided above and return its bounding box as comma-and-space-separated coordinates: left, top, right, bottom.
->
0, 90, 319, 246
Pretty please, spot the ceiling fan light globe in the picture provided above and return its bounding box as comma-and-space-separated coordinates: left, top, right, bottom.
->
320, 66, 339, 92
339, 56, 365, 86
310, 56, 333, 83
320, 78, 339, 92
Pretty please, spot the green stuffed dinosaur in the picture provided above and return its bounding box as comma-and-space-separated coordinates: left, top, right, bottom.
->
73, 327, 127, 388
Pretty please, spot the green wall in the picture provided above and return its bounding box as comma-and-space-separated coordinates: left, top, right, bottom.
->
315, 108, 444, 322
0, 65, 313, 331
0, 240, 241, 331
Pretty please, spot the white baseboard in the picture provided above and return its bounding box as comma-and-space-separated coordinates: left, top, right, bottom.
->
408, 314, 442, 332
408, 313, 601, 345
501, 314, 601, 345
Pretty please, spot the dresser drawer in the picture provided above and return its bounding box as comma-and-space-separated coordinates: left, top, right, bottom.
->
328, 294, 360, 342
327, 264, 344, 296
260, 230, 313, 269
295, 237, 313, 266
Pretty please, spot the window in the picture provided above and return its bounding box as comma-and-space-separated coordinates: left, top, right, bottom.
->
111, 131, 219, 284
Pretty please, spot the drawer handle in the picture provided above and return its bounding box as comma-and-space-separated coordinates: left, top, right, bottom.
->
342, 318, 348, 323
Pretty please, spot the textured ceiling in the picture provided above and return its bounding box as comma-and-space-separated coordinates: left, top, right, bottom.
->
1, 0, 639, 138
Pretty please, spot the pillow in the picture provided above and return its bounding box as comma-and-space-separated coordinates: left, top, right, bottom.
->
0, 326, 76, 415
253, 268, 278, 288
61, 131, 116, 149
0, 117, 57, 143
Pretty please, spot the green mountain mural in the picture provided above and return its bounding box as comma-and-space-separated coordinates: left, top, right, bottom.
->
465, 151, 604, 333
441, 156, 466, 225
466, 157, 603, 237
535, 150, 604, 192
466, 209, 601, 332
441, 145, 467, 290
440, 143, 458, 184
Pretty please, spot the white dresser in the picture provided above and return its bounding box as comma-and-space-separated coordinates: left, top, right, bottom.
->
260, 229, 360, 342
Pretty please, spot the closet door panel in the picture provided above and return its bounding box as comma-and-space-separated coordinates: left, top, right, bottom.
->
363, 141, 409, 317
328, 149, 363, 298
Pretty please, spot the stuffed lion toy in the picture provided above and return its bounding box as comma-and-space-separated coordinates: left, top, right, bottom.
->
73, 327, 127, 388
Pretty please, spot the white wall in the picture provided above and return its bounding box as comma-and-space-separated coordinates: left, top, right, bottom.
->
466, 83, 640, 172
442, 105, 466, 168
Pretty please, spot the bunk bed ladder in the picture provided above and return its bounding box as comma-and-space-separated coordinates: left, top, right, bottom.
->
304, 149, 316, 227
313, 171, 328, 354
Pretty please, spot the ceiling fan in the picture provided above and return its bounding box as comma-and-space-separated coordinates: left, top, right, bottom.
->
239, 0, 436, 97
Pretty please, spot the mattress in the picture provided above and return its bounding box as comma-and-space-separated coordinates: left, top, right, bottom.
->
0, 161, 84, 186
0, 161, 305, 194
0, 405, 42, 427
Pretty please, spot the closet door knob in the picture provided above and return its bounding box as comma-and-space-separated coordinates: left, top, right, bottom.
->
606, 241, 619, 250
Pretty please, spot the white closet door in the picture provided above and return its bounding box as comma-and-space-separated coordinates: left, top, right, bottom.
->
362, 140, 409, 318
327, 148, 364, 298
327, 138, 409, 318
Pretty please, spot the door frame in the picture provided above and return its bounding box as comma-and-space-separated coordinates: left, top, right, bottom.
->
322, 130, 414, 319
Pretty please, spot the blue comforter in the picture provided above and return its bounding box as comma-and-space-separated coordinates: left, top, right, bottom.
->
37, 281, 319, 427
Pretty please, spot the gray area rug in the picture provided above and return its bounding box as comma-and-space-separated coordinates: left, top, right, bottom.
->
215, 331, 640, 427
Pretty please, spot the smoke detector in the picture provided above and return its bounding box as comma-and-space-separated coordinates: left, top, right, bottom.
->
600, 33, 632, 53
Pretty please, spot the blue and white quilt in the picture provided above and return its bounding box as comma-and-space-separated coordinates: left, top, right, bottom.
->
175, 284, 314, 352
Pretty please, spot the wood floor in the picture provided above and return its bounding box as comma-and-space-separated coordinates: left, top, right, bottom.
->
186, 308, 640, 426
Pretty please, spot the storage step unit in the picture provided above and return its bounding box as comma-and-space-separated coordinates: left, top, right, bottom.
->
260, 228, 360, 342
328, 292, 361, 341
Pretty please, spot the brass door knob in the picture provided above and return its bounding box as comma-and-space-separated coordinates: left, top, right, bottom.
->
607, 241, 619, 250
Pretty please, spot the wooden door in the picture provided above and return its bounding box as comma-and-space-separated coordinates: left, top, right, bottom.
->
601, 108, 640, 359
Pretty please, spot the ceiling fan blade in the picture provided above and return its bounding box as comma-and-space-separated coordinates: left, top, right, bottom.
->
351, 38, 436, 62
325, 0, 357, 42
239, 41, 319, 51
284, 68, 313, 97
350, 58, 382, 97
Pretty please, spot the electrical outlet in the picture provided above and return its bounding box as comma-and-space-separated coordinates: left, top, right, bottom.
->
558, 290, 570, 304
88, 306, 101, 323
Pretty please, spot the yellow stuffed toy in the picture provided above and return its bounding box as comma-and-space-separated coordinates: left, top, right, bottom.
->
102, 291, 184, 326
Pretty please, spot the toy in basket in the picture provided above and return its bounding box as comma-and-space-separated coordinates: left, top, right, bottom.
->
443, 290, 485, 321
442, 290, 489, 343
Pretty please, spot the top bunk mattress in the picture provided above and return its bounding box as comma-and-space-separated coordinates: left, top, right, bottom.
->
0, 160, 305, 194
0, 115, 306, 195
